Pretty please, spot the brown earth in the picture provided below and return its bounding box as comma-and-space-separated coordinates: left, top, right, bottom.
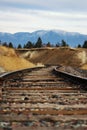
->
16, 47, 87, 69
1, 46, 87, 72
0, 46, 35, 72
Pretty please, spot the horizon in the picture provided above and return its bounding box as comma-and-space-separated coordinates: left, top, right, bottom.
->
0, 0, 87, 35
0, 29, 87, 36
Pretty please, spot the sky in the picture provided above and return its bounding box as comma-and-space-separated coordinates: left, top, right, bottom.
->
0, 0, 87, 34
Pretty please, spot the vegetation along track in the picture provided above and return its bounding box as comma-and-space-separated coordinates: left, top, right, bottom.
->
0, 65, 87, 130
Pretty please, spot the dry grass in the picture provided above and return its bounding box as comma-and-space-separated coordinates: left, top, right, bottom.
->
0, 46, 35, 71
81, 64, 87, 70
0, 46, 17, 56
0, 55, 35, 71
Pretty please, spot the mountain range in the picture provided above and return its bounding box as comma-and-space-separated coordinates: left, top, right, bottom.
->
0, 30, 87, 47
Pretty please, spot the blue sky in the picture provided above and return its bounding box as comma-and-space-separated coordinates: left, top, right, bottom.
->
0, 0, 87, 34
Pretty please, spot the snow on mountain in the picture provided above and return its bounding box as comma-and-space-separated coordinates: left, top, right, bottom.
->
0, 30, 87, 47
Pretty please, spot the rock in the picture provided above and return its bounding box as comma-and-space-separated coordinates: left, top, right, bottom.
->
0, 67, 5, 74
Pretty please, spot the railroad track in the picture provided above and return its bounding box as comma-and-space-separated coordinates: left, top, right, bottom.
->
0, 65, 87, 129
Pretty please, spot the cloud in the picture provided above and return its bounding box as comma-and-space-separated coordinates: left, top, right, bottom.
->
0, 8, 87, 34
0, 0, 87, 34
0, 0, 87, 12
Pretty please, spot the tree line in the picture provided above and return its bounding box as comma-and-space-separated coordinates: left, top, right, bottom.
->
77, 41, 87, 48
0, 37, 87, 49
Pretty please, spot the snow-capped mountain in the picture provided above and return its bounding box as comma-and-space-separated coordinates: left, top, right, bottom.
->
0, 30, 87, 47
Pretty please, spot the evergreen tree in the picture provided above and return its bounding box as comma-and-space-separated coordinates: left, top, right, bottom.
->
77, 44, 81, 48
2, 42, 8, 47
17, 44, 22, 49
35, 37, 42, 48
61, 40, 69, 47
82, 41, 87, 48
0, 40, 1, 45
8, 42, 13, 48
46, 42, 51, 47
26, 41, 33, 48
61, 40, 67, 47
56, 42, 60, 47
